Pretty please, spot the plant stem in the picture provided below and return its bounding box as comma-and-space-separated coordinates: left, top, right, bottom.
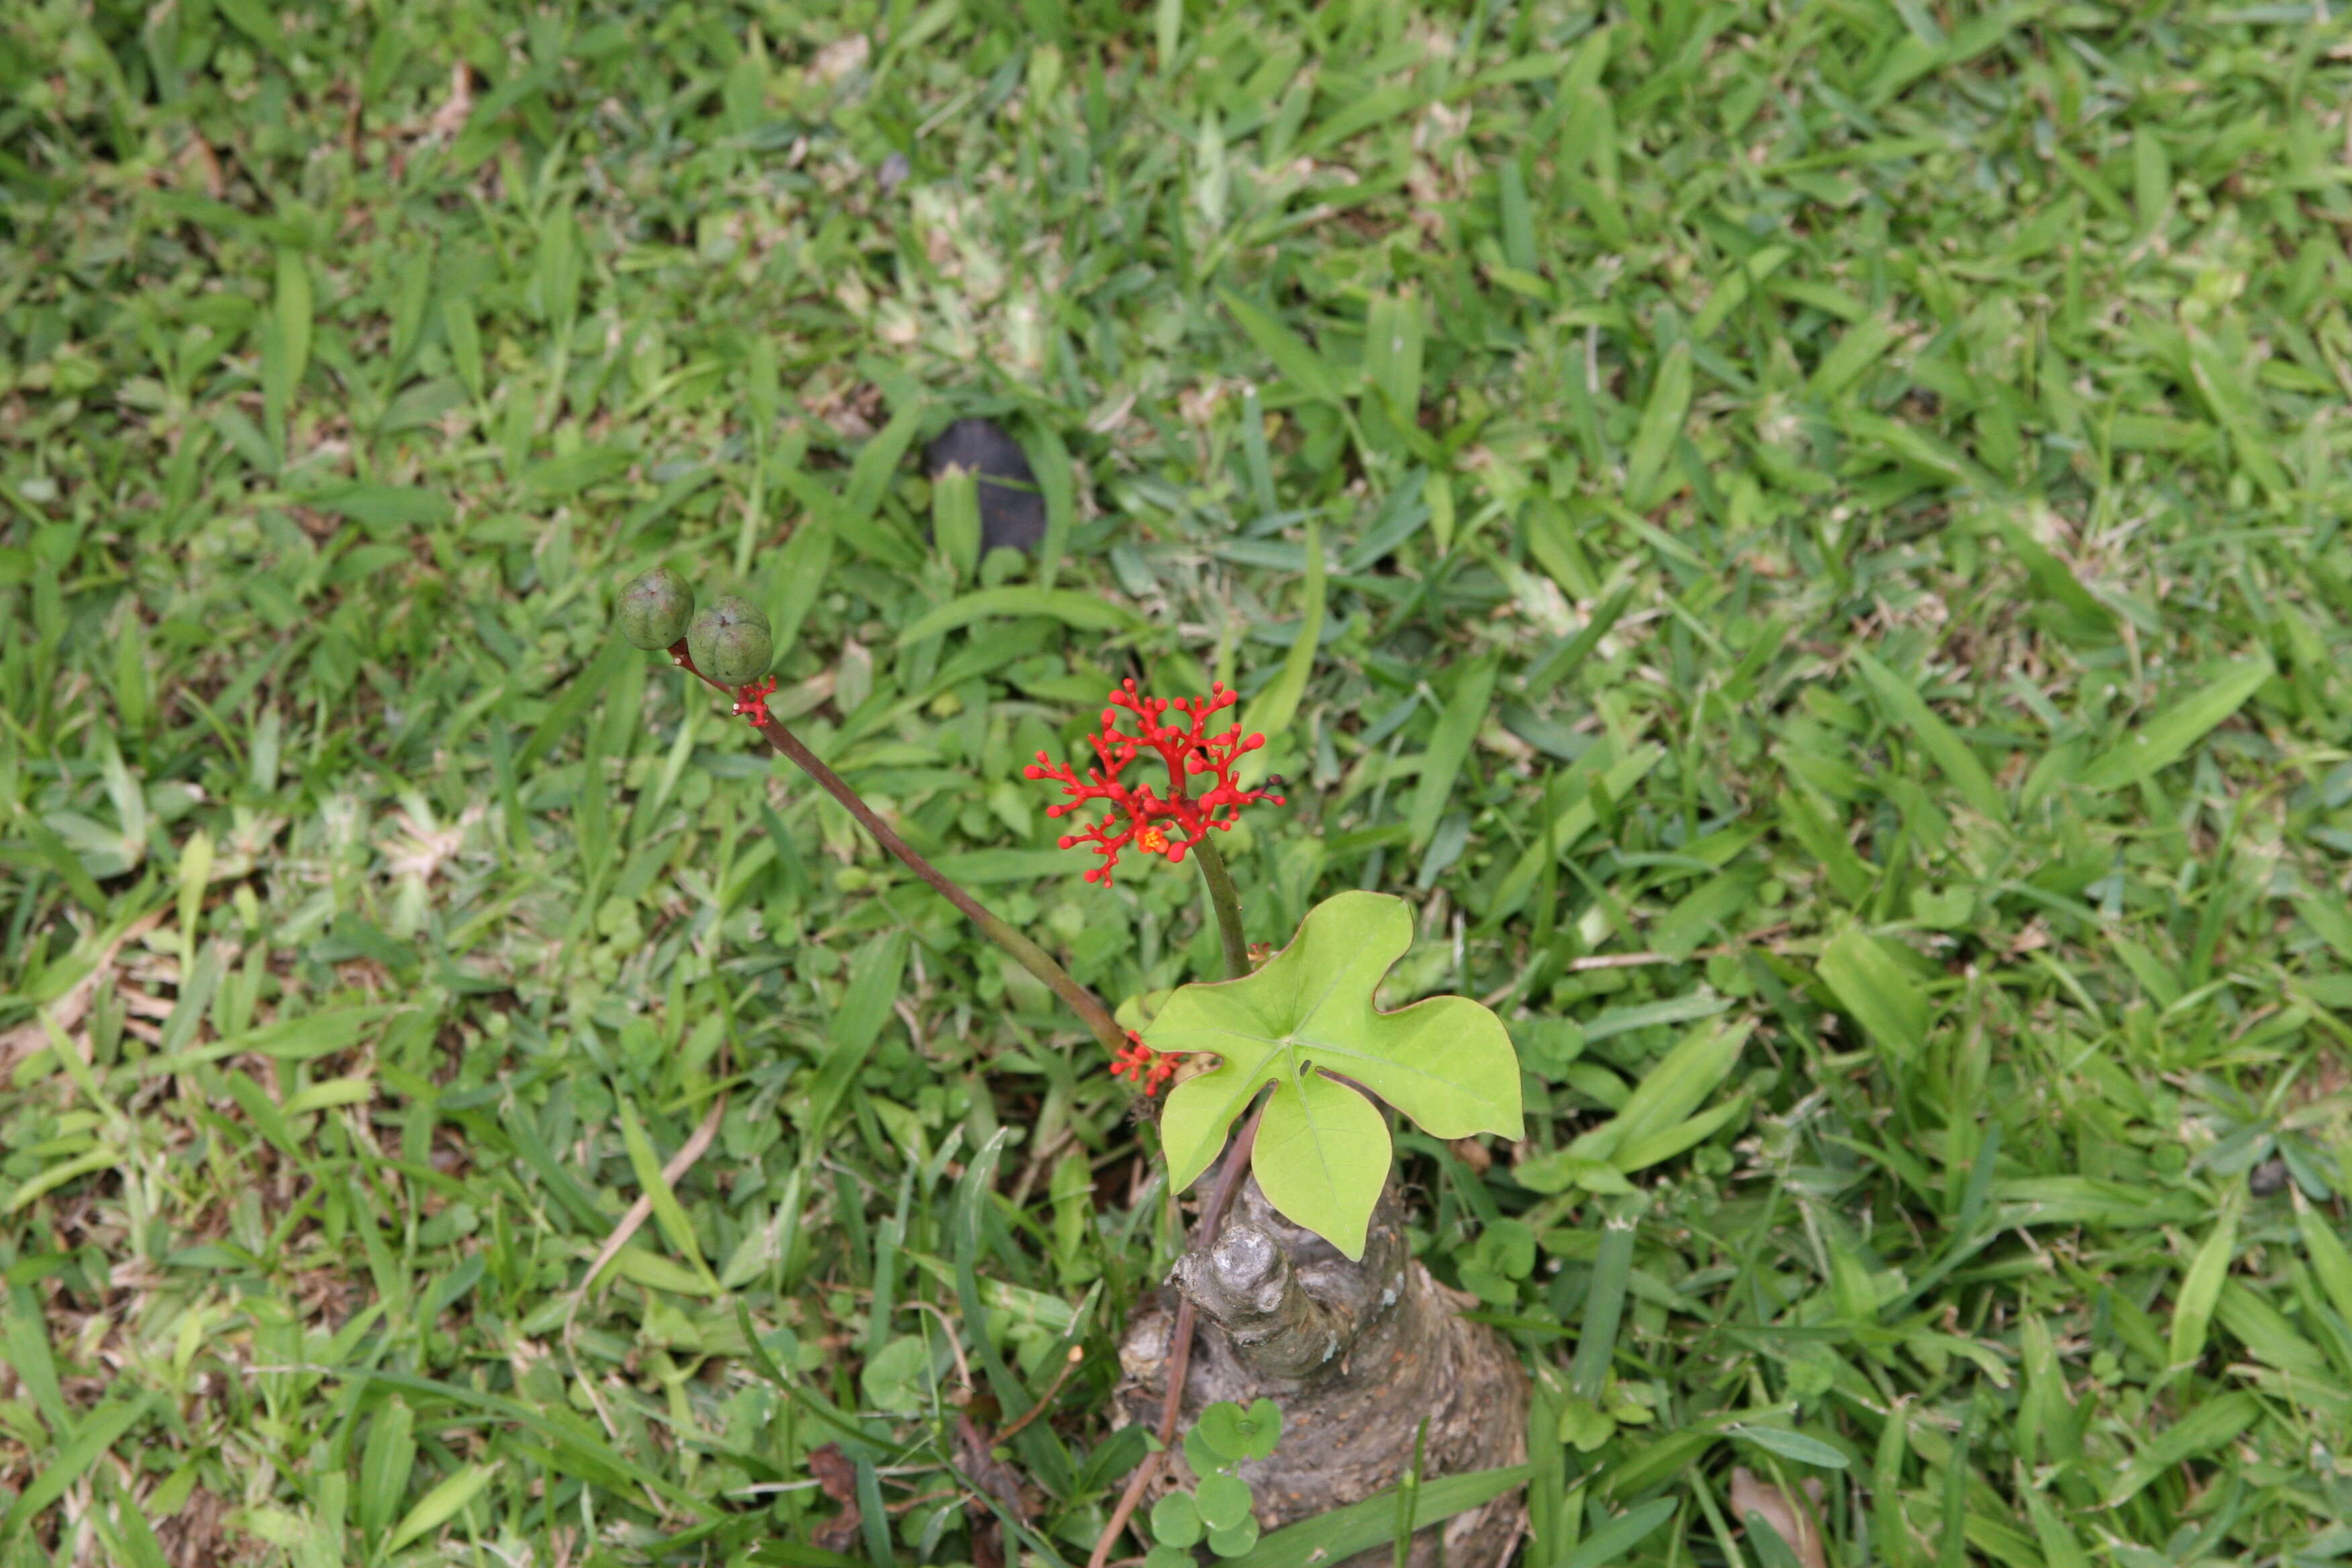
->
1189, 834, 1251, 981
669, 646, 1128, 1059
1086, 1097, 1267, 1568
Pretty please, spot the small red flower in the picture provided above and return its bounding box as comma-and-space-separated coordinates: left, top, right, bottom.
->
1110, 1031, 1179, 1095
1023, 680, 1287, 886
731, 675, 778, 728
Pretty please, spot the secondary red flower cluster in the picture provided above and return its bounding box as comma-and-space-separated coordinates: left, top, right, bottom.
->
730, 675, 778, 728
1024, 680, 1287, 886
1110, 1032, 1179, 1094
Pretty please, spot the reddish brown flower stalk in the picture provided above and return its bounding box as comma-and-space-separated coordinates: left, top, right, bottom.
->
1024, 680, 1287, 887
658, 638, 1132, 1061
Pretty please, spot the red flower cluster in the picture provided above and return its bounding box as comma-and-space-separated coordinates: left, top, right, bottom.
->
1110, 1032, 1179, 1095
1024, 681, 1286, 886
730, 675, 778, 728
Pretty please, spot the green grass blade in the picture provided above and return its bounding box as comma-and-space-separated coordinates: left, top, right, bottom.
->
1569, 1214, 1634, 1400
1624, 341, 1692, 507
1853, 652, 2008, 826
2104, 1392, 2257, 1508
1817, 928, 1929, 1064
1240, 518, 1326, 743
386, 1461, 497, 1555
0, 1395, 156, 1535
1554, 1499, 1675, 1568
897, 587, 1146, 644
1406, 656, 1498, 852
1222, 1465, 1534, 1568
2167, 1187, 2243, 1371
1219, 289, 1346, 407
2074, 656, 2273, 793
616, 1092, 718, 1289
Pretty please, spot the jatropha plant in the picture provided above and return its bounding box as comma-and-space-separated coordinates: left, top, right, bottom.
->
616, 565, 1525, 1559
618, 565, 1522, 1255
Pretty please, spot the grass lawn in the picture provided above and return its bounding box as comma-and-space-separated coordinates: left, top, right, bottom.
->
6, 0, 2352, 1563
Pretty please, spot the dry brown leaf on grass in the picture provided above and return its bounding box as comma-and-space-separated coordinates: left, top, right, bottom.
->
0, 910, 166, 1075
1729, 1467, 1828, 1568
427, 62, 475, 143
809, 1442, 865, 1555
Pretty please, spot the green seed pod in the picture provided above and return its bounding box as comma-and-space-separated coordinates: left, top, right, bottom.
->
617, 568, 696, 650
689, 595, 773, 685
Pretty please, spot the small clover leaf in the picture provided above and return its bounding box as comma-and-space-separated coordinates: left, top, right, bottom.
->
1472, 1218, 1536, 1282
1150, 1492, 1204, 1549
1184, 1423, 1231, 1477
859, 1334, 934, 1415
1557, 1395, 1616, 1453
1195, 1474, 1253, 1532
1207, 1518, 1261, 1558
1144, 1548, 1196, 1568
1195, 1398, 1282, 1463
1148, 892, 1522, 1257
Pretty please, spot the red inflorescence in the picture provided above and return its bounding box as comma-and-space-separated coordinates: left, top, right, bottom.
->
1023, 680, 1287, 887
731, 676, 779, 729
1110, 1032, 1179, 1095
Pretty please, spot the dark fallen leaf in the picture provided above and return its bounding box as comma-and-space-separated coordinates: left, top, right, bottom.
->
809, 1444, 859, 1504
809, 1442, 865, 1554
954, 1414, 1034, 1520
924, 418, 1046, 554
956, 1409, 1039, 1568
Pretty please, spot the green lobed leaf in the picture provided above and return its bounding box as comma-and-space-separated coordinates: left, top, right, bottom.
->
1150, 892, 1523, 1258
860, 1335, 934, 1416
1251, 1073, 1391, 1260
1234, 1399, 1282, 1460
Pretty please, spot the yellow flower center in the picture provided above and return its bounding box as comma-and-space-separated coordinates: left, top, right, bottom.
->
1135, 826, 1169, 854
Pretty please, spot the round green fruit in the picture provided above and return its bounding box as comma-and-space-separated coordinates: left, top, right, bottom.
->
617, 568, 695, 650
689, 595, 773, 685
